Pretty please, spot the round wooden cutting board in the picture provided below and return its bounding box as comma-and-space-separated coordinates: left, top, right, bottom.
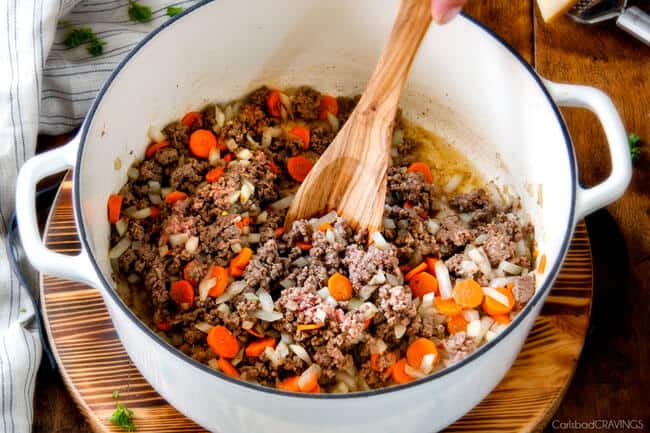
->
40, 173, 593, 433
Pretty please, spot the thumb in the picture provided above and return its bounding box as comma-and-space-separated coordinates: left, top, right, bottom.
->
431, 0, 467, 24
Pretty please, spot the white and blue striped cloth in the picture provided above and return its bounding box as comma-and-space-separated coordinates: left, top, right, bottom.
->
0, 1, 198, 431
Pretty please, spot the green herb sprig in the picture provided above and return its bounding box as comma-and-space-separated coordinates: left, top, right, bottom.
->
629, 133, 642, 162
128, 1, 152, 23
63, 27, 105, 57
109, 390, 136, 432
166, 5, 184, 17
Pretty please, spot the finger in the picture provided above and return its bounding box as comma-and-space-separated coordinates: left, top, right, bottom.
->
431, 0, 467, 24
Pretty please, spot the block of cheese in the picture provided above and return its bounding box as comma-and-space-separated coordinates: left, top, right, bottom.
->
536, 0, 579, 22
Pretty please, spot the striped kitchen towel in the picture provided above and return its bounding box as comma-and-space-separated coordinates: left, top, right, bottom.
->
0, 1, 199, 431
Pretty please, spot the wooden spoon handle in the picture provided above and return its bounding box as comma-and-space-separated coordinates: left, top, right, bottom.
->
356, 0, 432, 118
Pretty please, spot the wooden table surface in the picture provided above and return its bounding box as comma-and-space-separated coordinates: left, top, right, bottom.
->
32, 2, 649, 432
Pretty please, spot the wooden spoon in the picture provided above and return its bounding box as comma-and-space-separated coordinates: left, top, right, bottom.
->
285, 0, 432, 233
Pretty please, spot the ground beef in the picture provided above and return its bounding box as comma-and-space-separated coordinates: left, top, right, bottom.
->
336, 95, 359, 124
170, 158, 209, 193
198, 214, 241, 265
221, 104, 271, 142
387, 167, 433, 213
139, 160, 163, 183
435, 215, 475, 253
377, 284, 417, 331
247, 86, 269, 108
443, 332, 475, 364
310, 124, 335, 154
483, 232, 516, 266
154, 146, 180, 166
192, 176, 241, 220
512, 274, 535, 308
449, 189, 492, 213
292, 86, 322, 121
343, 244, 400, 292
244, 240, 289, 291
163, 122, 189, 149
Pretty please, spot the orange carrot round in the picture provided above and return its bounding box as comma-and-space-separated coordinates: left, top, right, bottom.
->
206, 167, 225, 183
447, 314, 468, 334
169, 280, 194, 309
275, 227, 285, 237
434, 297, 463, 316
207, 325, 239, 359
182, 111, 202, 127
319, 95, 338, 120
452, 279, 484, 309
409, 272, 439, 298
236, 216, 251, 229
189, 129, 217, 158
318, 222, 333, 232
406, 338, 438, 369
404, 262, 427, 281
407, 162, 433, 183
155, 321, 171, 331
266, 90, 281, 117
296, 323, 324, 331
217, 358, 240, 378
107, 194, 123, 224
229, 247, 253, 277
145, 140, 170, 158
287, 156, 313, 182
165, 190, 188, 204
209, 265, 229, 297
278, 376, 301, 392
296, 241, 312, 251
245, 337, 277, 358
149, 206, 160, 218
268, 160, 280, 175
491, 314, 511, 324
392, 359, 415, 384
290, 126, 310, 150
328, 272, 352, 301
223, 153, 233, 163
425, 257, 438, 275
483, 286, 515, 316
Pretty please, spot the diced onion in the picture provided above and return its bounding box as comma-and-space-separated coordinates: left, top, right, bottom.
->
237, 148, 253, 160
466, 319, 481, 337
280, 333, 294, 344
383, 218, 396, 230
208, 146, 221, 166
216, 303, 230, 314
463, 309, 480, 322
485, 330, 498, 342
264, 346, 281, 367
404, 364, 427, 379
158, 245, 168, 257
214, 105, 226, 128
160, 187, 173, 198
477, 316, 495, 341
473, 234, 488, 245
276, 341, 290, 358
317, 287, 331, 300
394, 324, 407, 339
335, 371, 357, 391
194, 322, 213, 333
198, 277, 216, 301
169, 233, 189, 247
147, 180, 161, 193
215, 280, 247, 304
486, 182, 505, 211
298, 364, 321, 391
332, 381, 350, 394
311, 211, 338, 230
271, 195, 294, 210
148, 193, 162, 205
498, 260, 523, 275
420, 353, 436, 374
126, 166, 139, 181
240, 179, 255, 204
434, 261, 453, 299
460, 260, 479, 275
279, 278, 295, 290
426, 219, 440, 235
459, 213, 473, 224
131, 207, 152, 219
248, 233, 261, 244
148, 124, 166, 143
115, 218, 128, 237
243, 293, 259, 302
257, 289, 274, 313
489, 277, 510, 288
468, 247, 492, 276
226, 138, 238, 152
289, 344, 312, 365
369, 339, 388, 355
516, 239, 529, 258
292, 256, 309, 267
325, 229, 336, 244
109, 237, 131, 259
386, 273, 400, 286
257, 211, 268, 223
185, 236, 199, 253
315, 309, 328, 322
371, 232, 389, 250
421, 292, 435, 308
483, 286, 511, 307
368, 271, 386, 286
227, 190, 241, 205
231, 242, 242, 253
255, 310, 283, 322
327, 112, 339, 132
246, 134, 259, 150
261, 127, 282, 147
444, 174, 463, 194
347, 297, 363, 310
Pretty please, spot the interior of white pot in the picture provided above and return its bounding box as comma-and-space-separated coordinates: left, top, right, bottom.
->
78, 0, 574, 315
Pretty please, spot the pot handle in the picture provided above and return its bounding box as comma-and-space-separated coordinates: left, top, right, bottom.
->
543, 80, 632, 221
15, 135, 101, 288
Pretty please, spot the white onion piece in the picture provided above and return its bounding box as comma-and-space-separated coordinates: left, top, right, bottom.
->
279, 278, 295, 290
115, 218, 128, 237
371, 232, 389, 250
383, 218, 396, 230
421, 292, 435, 308
394, 324, 407, 339
361, 302, 379, 320
240, 179, 255, 204
147, 124, 166, 143
246, 134, 259, 150
276, 341, 290, 359
198, 277, 216, 301
185, 236, 199, 253
131, 207, 152, 219
271, 195, 294, 210
248, 233, 261, 244
325, 229, 336, 244
347, 297, 363, 310
468, 247, 492, 276
231, 242, 242, 253
292, 256, 309, 267
327, 112, 339, 132
485, 330, 498, 342
148, 193, 162, 205
158, 245, 168, 257
264, 346, 281, 368
498, 260, 523, 275
467, 319, 481, 337
332, 381, 350, 394
358, 285, 376, 301
317, 287, 331, 300
216, 303, 230, 314
168, 233, 189, 247
256, 211, 268, 223
261, 126, 282, 147
368, 271, 386, 286
311, 211, 338, 229
298, 364, 321, 391
278, 92, 291, 112
214, 105, 225, 128
243, 293, 259, 302
147, 180, 161, 193
420, 353, 437, 374
483, 286, 511, 307
226, 190, 240, 205
477, 316, 495, 341
280, 333, 294, 344
237, 148, 253, 160
208, 146, 221, 166
194, 322, 213, 333
369, 339, 388, 355
473, 234, 488, 245
386, 273, 400, 286
214, 281, 247, 304
516, 239, 529, 258
226, 138, 238, 152
460, 260, 479, 275
160, 187, 172, 198
255, 310, 283, 322
109, 237, 131, 259
392, 128, 404, 146
257, 289, 274, 313
435, 261, 453, 299
289, 344, 312, 365
426, 219, 440, 235
126, 166, 139, 180
489, 277, 510, 288
404, 364, 427, 379
459, 213, 473, 224
444, 174, 463, 194
335, 371, 357, 391
486, 182, 505, 211
463, 309, 480, 322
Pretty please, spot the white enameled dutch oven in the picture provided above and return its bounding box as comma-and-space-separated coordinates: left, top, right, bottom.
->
16, 1, 632, 432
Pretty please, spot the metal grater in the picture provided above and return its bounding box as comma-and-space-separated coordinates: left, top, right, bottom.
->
568, 0, 650, 45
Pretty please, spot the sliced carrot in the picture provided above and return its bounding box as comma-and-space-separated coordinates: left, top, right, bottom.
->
246, 328, 265, 338
318, 222, 333, 232
447, 314, 468, 334
245, 337, 277, 358
229, 265, 244, 277
216, 138, 228, 152
189, 129, 217, 158
287, 156, 313, 182
165, 191, 188, 204
328, 272, 353, 301
268, 160, 280, 175
217, 358, 240, 378
399, 264, 412, 273
532, 249, 539, 259
290, 126, 310, 150
155, 321, 171, 331
434, 297, 463, 316
308, 383, 321, 394
319, 95, 338, 120
491, 314, 511, 324
370, 353, 382, 372
150, 206, 160, 218
266, 90, 281, 117
483, 286, 515, 316
236, 216, 251, 229
409, 272, 439, 298
452, 279, 484, 309
223, 153, 233, 163
297, 323, 324, 331
278, 376, 301, 392
363, 318, 372, 329
183, 261, 200, 286
425, 257, 438, 275
182, 111, 202, 127
296, 241, 312, 251
169, 280, 194, 309
207, 325, 239, 359
407, 162, 433, 183
392, 359, 415, 384
145, 140, 170, 158
275, 227, 285, 237
403, 201, 415, 209
107, 194, 123, 224
206, 167, 225, 183
406, 337, 438, 369
209, 265, 229, 297
537, 254, 547, 273
404, 262, 427, 281
229, 247, 253, 277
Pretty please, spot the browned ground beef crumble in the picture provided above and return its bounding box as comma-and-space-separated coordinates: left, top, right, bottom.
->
110, 86, 536, 392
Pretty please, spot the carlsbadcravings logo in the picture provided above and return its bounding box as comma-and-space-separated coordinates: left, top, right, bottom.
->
551, 419, 644, 430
